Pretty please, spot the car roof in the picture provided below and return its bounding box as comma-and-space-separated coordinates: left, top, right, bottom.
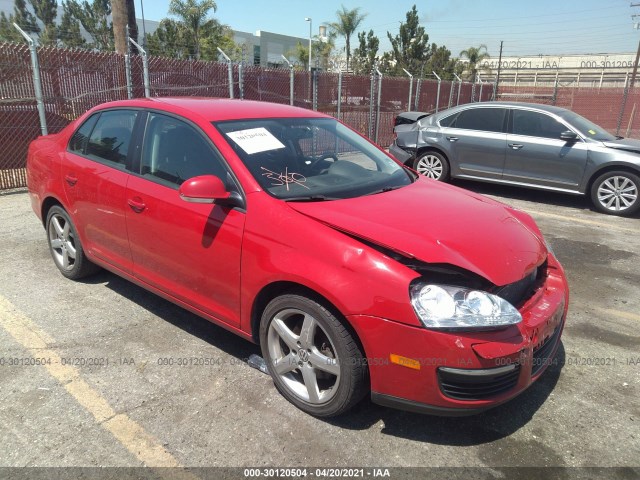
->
443, 101, 570, 116
90, 97, 329, 122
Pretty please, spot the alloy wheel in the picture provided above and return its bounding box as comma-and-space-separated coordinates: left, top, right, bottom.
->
267, 308, 341, 404
416, 154, 444, 179
48, 213, 77, 271
597, 176, 638, 212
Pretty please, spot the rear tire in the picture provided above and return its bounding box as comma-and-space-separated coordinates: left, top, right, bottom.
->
589, 171, 640, 216
413, 151, 450, 181
259, 294, 368, 417
46, 206, 100, 279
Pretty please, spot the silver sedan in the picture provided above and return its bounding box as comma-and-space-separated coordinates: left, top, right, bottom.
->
390, 101, 640, 216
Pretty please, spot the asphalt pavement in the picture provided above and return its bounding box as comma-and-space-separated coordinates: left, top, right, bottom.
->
0, 183, 638, 477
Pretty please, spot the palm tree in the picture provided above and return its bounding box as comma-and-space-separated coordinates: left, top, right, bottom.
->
168, 0, 217, 59
328, 5, 367, 72
459, 44, 490, 81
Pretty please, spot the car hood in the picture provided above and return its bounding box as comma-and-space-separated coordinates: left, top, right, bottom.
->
287, 179, 546, 287
602, 137, 640, 154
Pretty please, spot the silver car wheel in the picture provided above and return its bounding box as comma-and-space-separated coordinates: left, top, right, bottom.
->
267, 308, 340, 405
597, 176, 638, 212
416, 154, 444, 179
48, 213, 77, 271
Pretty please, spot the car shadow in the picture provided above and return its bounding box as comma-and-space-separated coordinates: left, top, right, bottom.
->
329, 344, 565, 445
84, 270, 261, 362
84, 270, 564, 445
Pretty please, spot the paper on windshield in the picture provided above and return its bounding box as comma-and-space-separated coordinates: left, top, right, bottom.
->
225, 127, 285, 155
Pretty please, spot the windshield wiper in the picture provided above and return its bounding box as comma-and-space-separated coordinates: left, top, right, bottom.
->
616, 135, 625, 140
283, 195, 338, 202
365, 185, 405, 196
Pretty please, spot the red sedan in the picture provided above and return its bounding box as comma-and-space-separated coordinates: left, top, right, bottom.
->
26, 98, 569, 417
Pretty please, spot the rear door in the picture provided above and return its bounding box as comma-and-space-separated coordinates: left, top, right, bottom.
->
439, 106, 508, 179
503, 108, 588, 190
61, 109, 139, 273
125, 112, 246, 327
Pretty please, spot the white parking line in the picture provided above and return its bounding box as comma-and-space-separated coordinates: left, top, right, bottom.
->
0, 295, 198, 478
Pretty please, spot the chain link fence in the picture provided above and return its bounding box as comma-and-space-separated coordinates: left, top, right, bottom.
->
2, 39, 640, 190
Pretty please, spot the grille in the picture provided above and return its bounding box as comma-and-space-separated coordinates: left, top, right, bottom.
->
438, 364, 521, 401
495, 260, 547, 307
532, 326, 561, 376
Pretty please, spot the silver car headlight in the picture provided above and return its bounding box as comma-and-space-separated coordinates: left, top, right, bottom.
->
410, 284, 522, 330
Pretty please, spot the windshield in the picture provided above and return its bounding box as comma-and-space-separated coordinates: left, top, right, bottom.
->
561, 111, 616, 141
214, 117, 413, 200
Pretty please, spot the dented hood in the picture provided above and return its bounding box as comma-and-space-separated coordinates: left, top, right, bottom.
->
602, 137, 640, 154
287, 179, 546, 286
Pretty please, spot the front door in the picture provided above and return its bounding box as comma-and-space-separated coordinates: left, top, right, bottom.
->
125, 112, 245, 327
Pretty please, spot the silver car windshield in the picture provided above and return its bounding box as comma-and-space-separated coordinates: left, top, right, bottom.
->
214, 117, 413, 200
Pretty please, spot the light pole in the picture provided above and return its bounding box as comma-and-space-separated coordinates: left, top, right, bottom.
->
305, 17, 312, 72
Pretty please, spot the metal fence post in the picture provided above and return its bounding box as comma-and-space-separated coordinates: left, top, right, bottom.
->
312, 65, 318, 111
281, 55, 294, 106
129, 38, 150, 97
454, 74, 462, 105
375, 67, 382, 143
402, 68, 413, 112
477, 74, 484, 102
217, 47, 234, 99
13, 23, 47, 135
447, 79, 454, 108
616, 72, 631, 136
414, 78, 421, 110
337, 70, 342, 120
368, 69, 375, 139
124, 26, 133, 99
433, 71, 441, 113
238, 62, 244, 99
552, 72, 559, 106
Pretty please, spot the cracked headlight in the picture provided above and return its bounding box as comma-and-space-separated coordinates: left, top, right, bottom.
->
410, 284, 522, 330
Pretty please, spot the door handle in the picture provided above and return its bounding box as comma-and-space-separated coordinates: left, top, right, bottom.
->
64, 174, 78, 186
127, 198, 146, 213
508, 143, 524, 150
446, 136, 459, 142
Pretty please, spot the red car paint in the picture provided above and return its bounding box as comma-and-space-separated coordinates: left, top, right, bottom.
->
27, 98, 569, 414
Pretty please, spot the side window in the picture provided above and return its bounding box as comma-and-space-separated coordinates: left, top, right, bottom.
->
450, 108, 505, 133
68, 114, 98, 154
513, 110, 567, 140
86, 110, 137, 165
439, 113, 459, 128
141, 113, 227, 187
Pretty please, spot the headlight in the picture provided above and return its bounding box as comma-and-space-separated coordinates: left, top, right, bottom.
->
410, 284, 522, 330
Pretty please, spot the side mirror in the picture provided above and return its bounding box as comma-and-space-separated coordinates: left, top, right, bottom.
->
560, 130, 578, 142
179, 175, 243, 208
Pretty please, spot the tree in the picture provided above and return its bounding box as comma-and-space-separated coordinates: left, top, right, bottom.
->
459, 44, 490, 81
424, 44, 462, 80
351, 29, 378, 75
385, 4, 430, 76
328, 5, 366, 72
0, 0, 39, 43
168, 0, 217, 60
29, 0, 57, 46
111, 0, 128, 53
65, 0, 113, 51
59, 2, 86, 48
146, 19, 190, 58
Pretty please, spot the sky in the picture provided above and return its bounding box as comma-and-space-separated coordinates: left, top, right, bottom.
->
136, 0, 639, 57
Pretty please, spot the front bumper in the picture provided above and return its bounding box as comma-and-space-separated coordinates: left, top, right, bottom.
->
348, 255, 569, 415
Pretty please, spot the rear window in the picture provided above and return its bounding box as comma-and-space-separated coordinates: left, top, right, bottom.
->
443, 107, 506, 133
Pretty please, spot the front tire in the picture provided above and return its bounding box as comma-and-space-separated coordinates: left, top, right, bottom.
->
413, 151, 450, 181
46, 206, 100, 279
259, 294, 368, 417
590, 171, 640, 216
